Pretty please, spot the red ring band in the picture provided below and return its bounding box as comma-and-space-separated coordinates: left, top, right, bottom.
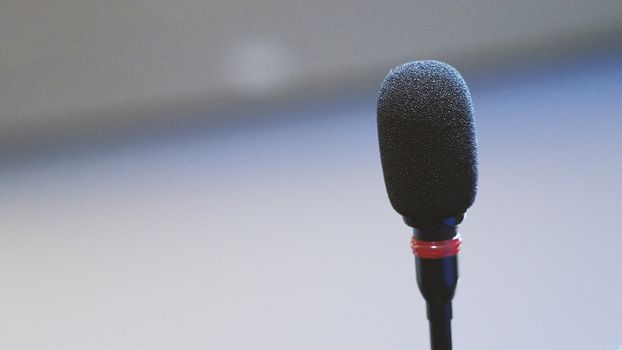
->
411, 234, 462, 259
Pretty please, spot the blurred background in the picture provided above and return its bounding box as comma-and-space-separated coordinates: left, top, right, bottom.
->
1, 1, 621, 349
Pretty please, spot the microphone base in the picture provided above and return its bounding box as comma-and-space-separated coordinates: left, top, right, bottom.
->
403, 214, 464, 233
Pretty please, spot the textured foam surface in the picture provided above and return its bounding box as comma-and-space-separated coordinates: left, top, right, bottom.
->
377, 60, 477, 225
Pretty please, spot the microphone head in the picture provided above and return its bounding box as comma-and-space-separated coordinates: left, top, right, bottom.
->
377, 60, 478, 227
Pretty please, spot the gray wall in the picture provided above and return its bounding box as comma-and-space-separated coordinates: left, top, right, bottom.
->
1, 1, 621, 152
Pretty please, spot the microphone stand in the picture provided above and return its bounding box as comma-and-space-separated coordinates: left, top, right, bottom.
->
416, 255, 458, 350
409, 218, 461, 350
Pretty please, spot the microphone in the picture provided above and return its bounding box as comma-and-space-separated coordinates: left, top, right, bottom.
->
377, 60, 478, 350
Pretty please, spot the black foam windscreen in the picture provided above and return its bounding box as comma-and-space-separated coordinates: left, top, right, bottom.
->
377, 60, 478, 226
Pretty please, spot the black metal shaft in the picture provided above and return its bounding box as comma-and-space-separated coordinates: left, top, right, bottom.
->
415, 253, 458, 350
427, 302, 453, 350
